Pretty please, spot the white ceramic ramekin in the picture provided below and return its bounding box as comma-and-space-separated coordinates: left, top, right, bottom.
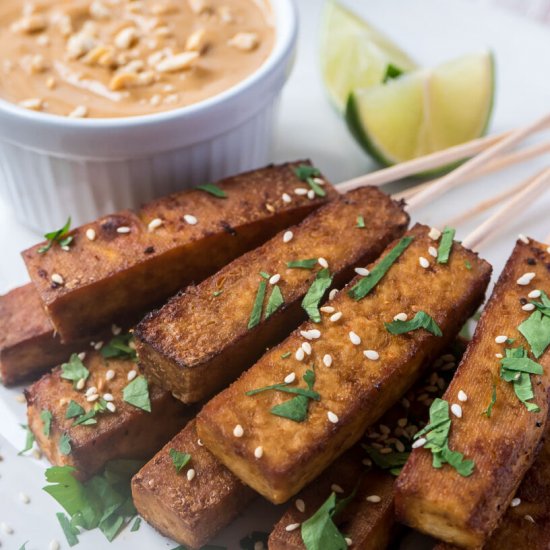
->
0, 0, 298, 232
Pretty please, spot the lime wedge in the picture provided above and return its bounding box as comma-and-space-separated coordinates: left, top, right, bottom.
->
320, 0, 417, 112
345, 51, 495, 166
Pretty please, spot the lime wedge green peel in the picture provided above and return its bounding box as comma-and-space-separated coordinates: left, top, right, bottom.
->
345, 50, 495, 166
320, 0, 417, 111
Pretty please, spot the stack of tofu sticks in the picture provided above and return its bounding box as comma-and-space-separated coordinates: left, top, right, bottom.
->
1, 116, 550, 549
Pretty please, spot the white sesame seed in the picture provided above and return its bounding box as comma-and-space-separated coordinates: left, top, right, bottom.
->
233, 424, 244, 437
282, 193, 292, 203
295, 498, 305, 512
362, 458, 372, 467
451, 403, 463, 418
321, 306, 335, 313
127, 370, 137, 381
269, 274, 281, 285
117, 226, 131, 234
295, 347, 305, 361
428, 246, 438, 258
528, 290, 541, 299
50, 540, 61, 550
85, 386, 98, 397
327, 411, 339, 424
525, 514, 536, 524
364, 350, 379, 361
51, 273, 64, 285
307, 189, 315, 200
111, 324, 122, 335
284, 372, 296, 384
330, 311, 342, 322
94, 340, 104, 350
76, 378, 86, 390
395, 440, 406, 452
285, 523, 300, 532
366, 495, 381, 503
397, 418, 408, 428
345, 537, 353, 546
1, 522, 13, 534
331, 483, 344, 493
19, 492, 30, 504
86, 228, 96, 241
394, 312, 408, 322
184, 214, 198, 225
187, 468, 196, 481
254, 446, 263, 458
517, 272, 536, 286
318, 257, 329, 268
495, 335, 508, 344
419, 256, 430, 269
547, 246, 550, 254
300, 329, 321, 340
294, 188, 308, 195
87, 394, 99, 402
197, 439, 203, 446
355, 267, 370, 276
106, 402, 116, 413
323, 354, 333, 367
349, 331, 361, 345
148, 218, 163, 231
458, 390, 468, 402
518, 234, 530, 244
511, 497, 521, 507
495, 353, 503, 359
429, 227, 441, 240
379, 424, 390, 435
522, 303, 535, 311
402, 398, 411, 408
412, 437, 427, 449
103, 393, 114, 402
283, 230, 294, 243
105, 370, 115, 381
302, 342, 312, 355
329, 289, 338, 300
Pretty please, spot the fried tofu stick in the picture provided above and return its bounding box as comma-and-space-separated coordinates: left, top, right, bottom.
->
135, 186, 408, 403
26, 351, 193, 481
22, 161, 335, 341
0, 284, 101, 386
196, 225, 491, 504
395, 238, 550, 548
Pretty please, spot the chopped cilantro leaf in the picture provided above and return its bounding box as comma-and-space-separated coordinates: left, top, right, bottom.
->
483, 383, 497, 418
18, 424, 35, 455
302, 268, 332, 322
385, 311, 442, 337
265, 285, 284, 319
65, 400, 85, 419
101, 333, 137, 361
500, 347, 542, 412
464, 260, 472, 270
41, 409, 53, 437
57, 512, 80, 546
259, 271, 270, 279
248, 279, 267, 329
356, 215, 366, 228
38, 216, 72, 254
196, 183, 227, 198
437, 227, 455, 264
383, 63, 404, 82
271, 370, 318, 422
213, 290, 223, 297
362, 445, 409, 476
61, 354, 90, 388
59, 433, 72, 456
292, 164, 326, 197
349, 237, 413, 301
281, 352, 291, 359
131, 517, 141, 532
287, 258, 317, 269
519, 310, 550, 359
169, 449, 192, 473
123, 376, 151, 412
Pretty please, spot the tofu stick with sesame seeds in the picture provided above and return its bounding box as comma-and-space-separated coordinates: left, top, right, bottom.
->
395, 237, 550, 548
26, 350, 194, 481
196, 224, 491, 504
22, 161, 335, 342
135, 186, 409, 404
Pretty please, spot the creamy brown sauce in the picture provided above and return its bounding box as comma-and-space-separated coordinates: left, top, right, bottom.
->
0, 0, 274, 118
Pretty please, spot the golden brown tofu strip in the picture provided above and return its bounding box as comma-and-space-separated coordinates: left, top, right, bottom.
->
26, 352, 193, 481
196, 224, 491, 504
22, 161, 335, 341
0, 284, 107, 386
132, 420, 256, 550
135, 186, 408, 404
395, 239, 550, 548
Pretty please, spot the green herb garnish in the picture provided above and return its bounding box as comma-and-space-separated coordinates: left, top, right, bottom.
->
123, 376, 151, 412
57, 512, 80, 546
437, 227, 455, 264
59, 433, 72, 455
500, 347, 542, 412
281, 352, 291, 359
385, 310, 442, 337
65, 400, 85, 419
41, 409, 53, 437
530, 290, 550, 317
302, 268, 332, 322
248, 279, 267, 329
519, 292, 550, 358
213, 290, 223, 297
287, 258, 317, 270
260, 271, 270, 279
18, 424, 35, 455
292, 164, 326, 197
362, 445, 409, 476
169, 449, 192, 473
464, 260, 472, 270
101, 333, 137, 361
349, 236, 413, 301
413, 398, 474, 477
265, 285, 284, 319
196, 183, 227, 198
38, 216, 73, 254
131, 517, 141, 532
61, 354, 90, 388
483, 383, 497, 418
356, 215, 366, 228
383, 63, 404, 82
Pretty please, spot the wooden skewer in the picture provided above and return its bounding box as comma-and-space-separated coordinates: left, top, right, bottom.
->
462, 167, 550, 251
393, 140, 550, 202
407, 113, 550, 210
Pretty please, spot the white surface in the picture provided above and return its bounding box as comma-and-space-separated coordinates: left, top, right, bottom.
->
0, 0, 297, 231
1, 0, 550, 548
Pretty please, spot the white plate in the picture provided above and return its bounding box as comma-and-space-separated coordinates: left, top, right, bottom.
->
1, 0, 549, 548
